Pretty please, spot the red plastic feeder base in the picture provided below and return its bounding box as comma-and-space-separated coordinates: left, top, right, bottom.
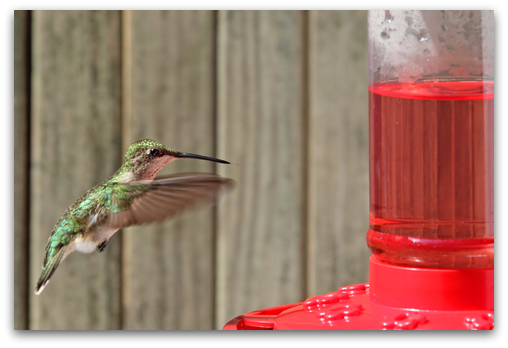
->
222, 255, 494, 330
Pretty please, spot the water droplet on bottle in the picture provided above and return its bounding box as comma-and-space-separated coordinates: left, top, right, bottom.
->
441, 24, 448, 32
418, 30, 430, 42
385, 10, 393, 23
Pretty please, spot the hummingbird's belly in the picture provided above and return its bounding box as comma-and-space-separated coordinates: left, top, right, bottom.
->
74, 237, 97, 254
74, 225, 119, 254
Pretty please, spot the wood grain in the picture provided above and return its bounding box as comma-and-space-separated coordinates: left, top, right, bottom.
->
29, 10, 122, 329
307, 10, 370, 296
19, 10, 373, 329
14, 10, 30, 330
121, 10, 217, 330
216, 10, 306, 327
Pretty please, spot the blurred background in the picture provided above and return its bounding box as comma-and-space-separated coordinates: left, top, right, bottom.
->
14, 10, 369, 330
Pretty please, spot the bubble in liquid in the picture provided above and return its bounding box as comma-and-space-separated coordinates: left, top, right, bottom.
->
381, 31, 390, 39
442, 24, 448, 32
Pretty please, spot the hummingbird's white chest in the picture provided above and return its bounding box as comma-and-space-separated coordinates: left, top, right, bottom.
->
74, 238, 97, 254
73, 214, 120, 254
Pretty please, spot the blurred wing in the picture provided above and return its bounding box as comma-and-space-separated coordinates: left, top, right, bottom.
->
107, 173, 234, 229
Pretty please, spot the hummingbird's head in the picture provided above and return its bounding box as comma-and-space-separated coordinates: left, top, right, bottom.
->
119, 139, 229, 182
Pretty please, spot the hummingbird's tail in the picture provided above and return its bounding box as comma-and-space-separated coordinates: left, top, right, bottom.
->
35, 246, 66, 295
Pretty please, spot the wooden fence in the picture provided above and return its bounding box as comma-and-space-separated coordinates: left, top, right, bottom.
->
14, 10, 370, 330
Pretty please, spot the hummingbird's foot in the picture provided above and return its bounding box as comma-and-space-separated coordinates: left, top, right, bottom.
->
97, 240, 108, 252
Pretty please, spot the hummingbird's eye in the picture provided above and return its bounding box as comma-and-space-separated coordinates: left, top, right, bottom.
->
150, 149, 160, 157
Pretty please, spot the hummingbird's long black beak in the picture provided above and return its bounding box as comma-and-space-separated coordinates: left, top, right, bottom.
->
175, 152, 230, 164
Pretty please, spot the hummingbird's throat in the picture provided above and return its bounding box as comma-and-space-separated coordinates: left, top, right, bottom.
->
138, 156, 176, 181
117, 156, 176, 183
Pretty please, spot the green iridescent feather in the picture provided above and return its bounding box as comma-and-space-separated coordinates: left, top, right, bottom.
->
43, 180, 150, 266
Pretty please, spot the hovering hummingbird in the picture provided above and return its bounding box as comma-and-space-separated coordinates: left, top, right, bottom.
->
35, 139, 233, 295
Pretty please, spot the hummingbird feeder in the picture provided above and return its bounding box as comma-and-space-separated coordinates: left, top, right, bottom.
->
222, 10, 494, 330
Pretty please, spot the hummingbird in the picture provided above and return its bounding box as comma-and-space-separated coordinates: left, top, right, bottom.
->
35, 139, 233, 295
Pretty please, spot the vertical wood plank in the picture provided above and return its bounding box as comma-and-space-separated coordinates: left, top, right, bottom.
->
14, 10, 30, 330
122, 10, 216, 330
307, 11, 370, 296
30, 10, 122, 329
216, 10, 305, 327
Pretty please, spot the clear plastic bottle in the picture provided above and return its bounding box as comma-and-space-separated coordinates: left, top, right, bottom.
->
367, 11, 494, 268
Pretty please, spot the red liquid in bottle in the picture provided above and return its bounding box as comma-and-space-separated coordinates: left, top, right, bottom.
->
367, 81, 494, 268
